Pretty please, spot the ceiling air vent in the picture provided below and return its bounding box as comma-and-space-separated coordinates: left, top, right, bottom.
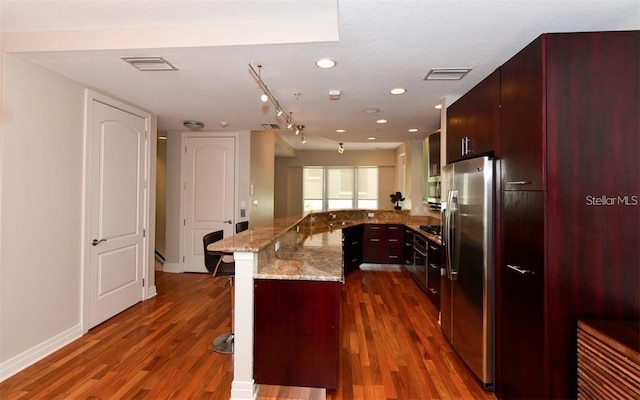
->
262, 123, 281, 130
424, 68, 472, 80
121, 56, 178, 71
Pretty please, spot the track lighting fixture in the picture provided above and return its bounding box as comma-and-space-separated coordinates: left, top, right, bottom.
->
248, 63, 300, 132
338, 142, 344, 154
301, 134, 306, 144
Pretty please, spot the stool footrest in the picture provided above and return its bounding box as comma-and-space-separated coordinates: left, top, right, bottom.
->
212, 332, 234, 354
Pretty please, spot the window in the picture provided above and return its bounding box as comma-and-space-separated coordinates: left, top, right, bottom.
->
303, 167, 378, 212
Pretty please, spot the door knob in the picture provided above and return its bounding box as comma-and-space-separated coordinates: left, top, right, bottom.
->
92, 238, 107, 246
223, 220, 232, 224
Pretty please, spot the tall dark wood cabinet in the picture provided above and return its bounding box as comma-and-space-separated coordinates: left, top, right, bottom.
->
498, 31, 639, 400
446, 68, 501, 163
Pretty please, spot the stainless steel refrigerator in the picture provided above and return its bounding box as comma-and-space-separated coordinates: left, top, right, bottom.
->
441, 155, 494, 389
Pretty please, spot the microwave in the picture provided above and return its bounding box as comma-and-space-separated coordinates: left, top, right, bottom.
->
426, 175, 441, 205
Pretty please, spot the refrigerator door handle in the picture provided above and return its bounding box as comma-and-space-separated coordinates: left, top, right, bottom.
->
445, 190, 459, 280
448, 190, 460, 280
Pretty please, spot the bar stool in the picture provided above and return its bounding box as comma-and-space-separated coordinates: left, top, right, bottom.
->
203, 230, 235, 354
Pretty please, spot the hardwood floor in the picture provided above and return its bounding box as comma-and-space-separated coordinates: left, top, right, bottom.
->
0, 265, 496, 400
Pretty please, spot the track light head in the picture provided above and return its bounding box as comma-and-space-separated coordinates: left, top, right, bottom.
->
338, 142, 344, 154
301, 134, 306, 144
249, 63, 305, 135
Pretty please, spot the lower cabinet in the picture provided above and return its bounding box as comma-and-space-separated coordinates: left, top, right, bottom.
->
403, 227, 415, 273
426, 240, 442, 310
362, 224, 404, 264
254, 279, 341, 389
342, 224, 363, 275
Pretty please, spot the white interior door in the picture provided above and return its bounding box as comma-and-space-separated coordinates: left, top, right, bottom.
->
87, 100, 146, 329
183, 136, 235, 273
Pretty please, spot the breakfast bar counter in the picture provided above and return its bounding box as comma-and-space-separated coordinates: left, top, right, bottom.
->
207, 209, 438, 283
206, 209, 439, 399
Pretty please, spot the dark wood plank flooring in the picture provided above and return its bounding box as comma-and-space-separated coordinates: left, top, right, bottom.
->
0, 265, 496, 400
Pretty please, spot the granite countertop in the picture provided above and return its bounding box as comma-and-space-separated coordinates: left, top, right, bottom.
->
207, 209, 442, 283
255, 229, 344, 282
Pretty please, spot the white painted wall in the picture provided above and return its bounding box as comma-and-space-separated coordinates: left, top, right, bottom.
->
1, 54, 85, 370
0, 55, 157, 381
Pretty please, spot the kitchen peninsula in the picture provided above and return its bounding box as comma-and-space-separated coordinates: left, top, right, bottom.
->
207, 209, 439, 399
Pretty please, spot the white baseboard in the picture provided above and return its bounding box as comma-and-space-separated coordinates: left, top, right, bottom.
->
146, 285, 157, 299
0, 324, 82, 382
163, 262, 183, 273
231, 379, 257, 400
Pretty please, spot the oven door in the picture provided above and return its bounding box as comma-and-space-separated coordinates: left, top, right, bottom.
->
413, 236, 428, 289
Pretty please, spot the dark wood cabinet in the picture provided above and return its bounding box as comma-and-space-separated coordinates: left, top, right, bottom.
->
446, 68, 500, 164
426, 239, 442, 310
497, 31, 640, 400
403, 227, 414, 271
342, 224, 362, 275
500, 191, 545, 399
254, 279, 341, 389
428, 130, 441, 177
362, 224, 404, 264
500, 37, 544, 191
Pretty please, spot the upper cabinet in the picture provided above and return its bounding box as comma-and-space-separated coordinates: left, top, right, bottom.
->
446, 68, 501, 164
423, 130, 441, 205
500, 37, 544, 190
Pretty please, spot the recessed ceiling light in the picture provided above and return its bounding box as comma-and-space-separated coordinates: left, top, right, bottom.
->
390, 88, 406, 95
408, 128, 419, 133
376, 119, 388, 124
315, 58, 337, 69
336, 129, 346, 133
367, 137, 377, 140
434, 104, 443, 110
362, 107, 380, 114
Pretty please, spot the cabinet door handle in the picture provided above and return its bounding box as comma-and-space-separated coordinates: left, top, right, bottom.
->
388, 239, 399, 242
429, 263, 440, 269
429, 288, 438, 294
506, 181, 532, 185
429, 245, 439, 251
507, 264, 535, 275
370, 238, 381, 242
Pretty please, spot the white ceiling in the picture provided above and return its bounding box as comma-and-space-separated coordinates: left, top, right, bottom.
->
2, 0, 638, 154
